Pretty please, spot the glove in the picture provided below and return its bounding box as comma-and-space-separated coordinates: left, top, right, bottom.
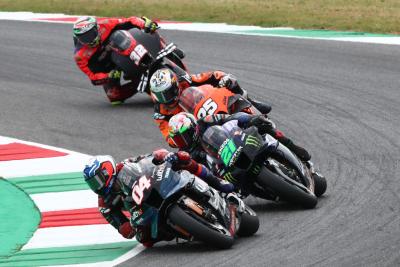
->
164, 151, 191, 165
142, 16, 158, 33
108, 70, 122, 80
164, 152, 179, 164
118, 222, 136, 239
248, 115, 273, 134
152, 148, 169, 164
218, 74, 238, 90
218, 180, 235, 193
176, 151, 191, 162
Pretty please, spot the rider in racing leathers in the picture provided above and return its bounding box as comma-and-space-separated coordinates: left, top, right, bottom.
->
73, 16, 159, 105
83, 149, 233, 247
167, 112, 311, 163
166, 112, 324, 200
149, 68, 272, 146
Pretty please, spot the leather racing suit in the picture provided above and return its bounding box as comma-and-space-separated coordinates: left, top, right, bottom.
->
73, 17, 147, 103
154, 70, 270, 146
179, 113, 313, 199
99, 149, 232, 247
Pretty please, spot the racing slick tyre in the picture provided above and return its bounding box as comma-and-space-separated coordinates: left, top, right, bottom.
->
168, 204, 234, 249
313, 175, 327, 197
256, 166, 318, 209
236, 207, 259, 237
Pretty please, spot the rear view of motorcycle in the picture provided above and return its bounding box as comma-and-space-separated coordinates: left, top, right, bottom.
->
179, 85, 261, 119
201, 121, 327, 209
122, 160, 259, 249
108, 28, 187, 94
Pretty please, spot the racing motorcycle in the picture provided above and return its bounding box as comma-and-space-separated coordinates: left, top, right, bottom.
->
201, 121, 327, 209
124, 159, 259, 249
108, 27, 187, 94
179, 84, 261, 119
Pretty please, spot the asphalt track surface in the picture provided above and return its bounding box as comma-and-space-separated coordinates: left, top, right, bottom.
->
1, 21, 399, 267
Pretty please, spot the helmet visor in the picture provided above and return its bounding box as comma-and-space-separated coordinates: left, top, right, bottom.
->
86, 172, 106, 193
170, 126, 195, 149
77, 26, 99, 46
153, 83, 179, 104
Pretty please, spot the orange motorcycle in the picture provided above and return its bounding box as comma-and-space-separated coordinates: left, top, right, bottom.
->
179, 84, 261, 119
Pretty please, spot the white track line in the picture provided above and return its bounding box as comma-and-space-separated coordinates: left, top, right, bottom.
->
23, 224, 132, 250
31, 190, 97, 212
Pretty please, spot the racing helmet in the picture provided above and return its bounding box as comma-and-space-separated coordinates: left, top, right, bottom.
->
73, 16, 100, 47
83, 155, 117, 195
150, 68, 180, 105
168, 112, 199, 149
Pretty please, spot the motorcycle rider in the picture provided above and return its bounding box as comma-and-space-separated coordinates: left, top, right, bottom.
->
149, 68, 272, 145
168, 112, 312, 163
73, 15, 159, 105
83, 149, 234, 247
166, 112, 325, 200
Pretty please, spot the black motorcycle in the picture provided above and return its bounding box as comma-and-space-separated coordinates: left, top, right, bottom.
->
122, 159, 259, 249
201, 121, 327, 209
108, 28, 187, 94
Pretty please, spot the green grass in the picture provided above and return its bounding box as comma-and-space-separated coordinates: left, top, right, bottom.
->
1, 0, 400, 34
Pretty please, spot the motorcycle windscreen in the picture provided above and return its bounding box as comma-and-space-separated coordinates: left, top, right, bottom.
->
109, 30, 133, 51
202, 123, 244, 167
154, 165, 192, 199
128, 28, 161, 58
179, 87, 205, 114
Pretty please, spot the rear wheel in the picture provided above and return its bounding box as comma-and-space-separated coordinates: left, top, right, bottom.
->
168, 204, 234, 249
256, 166, 318, 209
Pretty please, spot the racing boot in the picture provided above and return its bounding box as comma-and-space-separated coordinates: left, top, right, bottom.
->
174, 47, 185, 59
103, 82, 139, 105
247, 97, 272, 114
136, 225, 174, 248
232, 86, 271, 114
277, 135, 311, 162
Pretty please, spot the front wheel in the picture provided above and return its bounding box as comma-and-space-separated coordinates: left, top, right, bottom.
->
313, 174, 327, 197
237, 206, 259, 237
167, 204, 234, 249
256, 166, 318, 209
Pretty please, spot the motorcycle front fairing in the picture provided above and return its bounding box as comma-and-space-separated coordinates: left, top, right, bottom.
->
132, 163, 194, 240
109, 28, 161, 81
158, 168, 192, 199
263, 134, 310, 187
179, 87, 206, 114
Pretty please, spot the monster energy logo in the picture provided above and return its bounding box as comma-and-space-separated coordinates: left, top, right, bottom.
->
224, 172, 237, 183
251, 165, 261, 176
245, 136, 261, 147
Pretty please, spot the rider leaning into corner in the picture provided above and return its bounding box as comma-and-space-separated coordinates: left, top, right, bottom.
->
149, 68, 272, 146
83, 149, 234, 247
166, 112, 325, 199
73, 16, 159, 105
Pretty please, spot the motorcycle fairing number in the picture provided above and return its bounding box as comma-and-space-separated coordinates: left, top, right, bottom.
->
219, 139, 237, 167
197, 98, 218, 118
132, 175, 152, 205
130, 44, 148, 65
